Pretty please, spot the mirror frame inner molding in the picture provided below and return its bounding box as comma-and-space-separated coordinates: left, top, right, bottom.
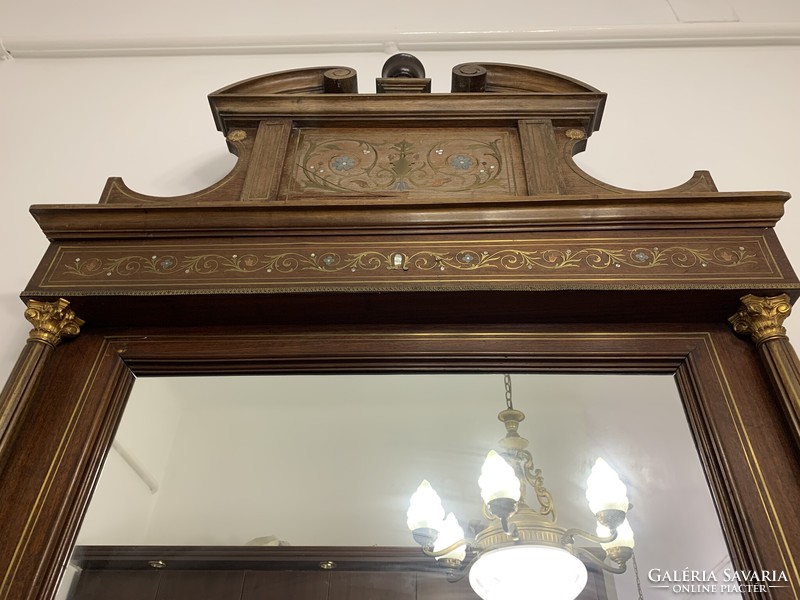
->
0, 59, 799, 600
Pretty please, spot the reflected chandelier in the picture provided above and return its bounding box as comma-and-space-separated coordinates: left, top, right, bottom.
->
406, 375, 635, 600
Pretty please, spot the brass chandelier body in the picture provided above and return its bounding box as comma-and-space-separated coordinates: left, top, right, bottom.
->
407, 375, 635, 599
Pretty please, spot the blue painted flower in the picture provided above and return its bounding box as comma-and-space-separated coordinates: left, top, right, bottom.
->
331, 155, 356, 171
450, 155, 474, 170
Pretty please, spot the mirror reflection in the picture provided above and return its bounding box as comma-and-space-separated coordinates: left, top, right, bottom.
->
60, 374, 741, 600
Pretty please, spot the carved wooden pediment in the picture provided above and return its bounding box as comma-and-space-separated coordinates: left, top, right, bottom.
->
23, 57, 798, 325
98, 59, 727, 205
2, 58, 799, 600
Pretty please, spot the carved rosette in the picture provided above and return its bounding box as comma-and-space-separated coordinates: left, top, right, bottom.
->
728, 293, 792, 345
24, 299, 85, 347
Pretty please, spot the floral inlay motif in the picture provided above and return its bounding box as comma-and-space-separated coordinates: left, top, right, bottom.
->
331, 156, 356, 171
61, 246, 758, 279
285, 128, 517, 196
450, 155, 474, 170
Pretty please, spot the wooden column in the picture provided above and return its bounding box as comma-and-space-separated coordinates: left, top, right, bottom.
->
729, 293, 800, 452
0, 299, 84, 472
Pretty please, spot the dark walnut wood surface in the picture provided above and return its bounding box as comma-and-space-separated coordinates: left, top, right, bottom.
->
68, 546, 609, 600
0, 60, 798, 600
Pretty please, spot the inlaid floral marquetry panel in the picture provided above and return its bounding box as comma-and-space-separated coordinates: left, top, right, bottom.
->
280, 128, 524, 198
27, 235, 790, 294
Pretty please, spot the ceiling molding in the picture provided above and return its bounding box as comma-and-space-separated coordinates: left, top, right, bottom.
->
3, 23, 800, 59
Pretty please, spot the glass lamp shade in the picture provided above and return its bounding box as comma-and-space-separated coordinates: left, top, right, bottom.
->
585, 458, 629, 514
433, 512, 467, 561
469, 546, 588, 600
597, 519, 635, 550
478, 450, 521, 504
406, 480, 445, 531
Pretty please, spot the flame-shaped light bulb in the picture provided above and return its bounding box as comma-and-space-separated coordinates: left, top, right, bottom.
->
478, 450, 521, 504
433, 512, 467, 561
407, 480, 445, 531
586, 458, 629, 515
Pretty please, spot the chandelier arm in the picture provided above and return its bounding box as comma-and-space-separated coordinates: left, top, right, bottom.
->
504, 520, 520, 540
445, 556, 476, 583
519, 450, 557, 521
421, 538, 475, 559
572, 546, 628, 575
561, 526, 617, 546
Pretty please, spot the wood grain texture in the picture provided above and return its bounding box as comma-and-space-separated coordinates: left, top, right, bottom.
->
1, 62, 799, 600
280, 126, 523, 198
30, 192, 791, 238
241, 120, 292, 201
72, 571, 159, 600
242, 571, 330, 600
208, 93, 606, 136
519, 120, 563, 194
0, 327, 797, 599
757, 338, 800, 454
451, 63, 602, 95
157, 571, 245, 600
327, 572, 416, 600
66, 547, 607, 600
0, 341, 53, 473
99, 130, 254, 205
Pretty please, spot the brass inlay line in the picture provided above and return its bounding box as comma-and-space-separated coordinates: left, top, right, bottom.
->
1, 341, 111, 597
6, 331, 795, 598
101, 331, 713, 342
36, 279, 791, 291
57, 246, 761, 279
758, 237, 785, 278
285, 128, 519, 197
28, 284, 800, 298
39, 236, 780, 287
704, 336, 799, 596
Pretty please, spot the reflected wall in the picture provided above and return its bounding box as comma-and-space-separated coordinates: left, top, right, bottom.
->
66, 374, 741, 600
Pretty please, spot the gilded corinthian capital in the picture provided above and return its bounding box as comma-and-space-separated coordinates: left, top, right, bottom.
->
24, 299, 85, 347
728, 294, 792, 345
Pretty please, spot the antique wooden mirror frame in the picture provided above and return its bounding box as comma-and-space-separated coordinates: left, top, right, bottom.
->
0, 58, 798, 600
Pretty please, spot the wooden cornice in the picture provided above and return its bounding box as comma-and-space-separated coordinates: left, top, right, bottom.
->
31, 192, 788, 240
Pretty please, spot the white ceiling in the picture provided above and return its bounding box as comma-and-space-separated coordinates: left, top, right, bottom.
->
2, 0, 800, 58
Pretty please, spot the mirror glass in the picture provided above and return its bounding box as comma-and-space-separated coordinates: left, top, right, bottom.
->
58, 374, 741, 600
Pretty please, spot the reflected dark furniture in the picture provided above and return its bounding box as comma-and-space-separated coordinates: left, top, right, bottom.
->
69, 546, 608, 600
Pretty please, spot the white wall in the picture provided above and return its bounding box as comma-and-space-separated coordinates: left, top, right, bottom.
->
76, 387, 184, 543
0, 46, 798, 387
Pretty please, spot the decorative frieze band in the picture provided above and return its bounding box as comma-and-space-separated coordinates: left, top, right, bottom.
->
28, 236, 784, 293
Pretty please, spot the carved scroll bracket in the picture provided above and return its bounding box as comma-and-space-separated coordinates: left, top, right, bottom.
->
0, 299, 84, 472
729, 293, 800, 452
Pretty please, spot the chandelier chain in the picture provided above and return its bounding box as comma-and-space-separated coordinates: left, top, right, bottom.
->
632, 550, 645, 600
503, 373, 513, 409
